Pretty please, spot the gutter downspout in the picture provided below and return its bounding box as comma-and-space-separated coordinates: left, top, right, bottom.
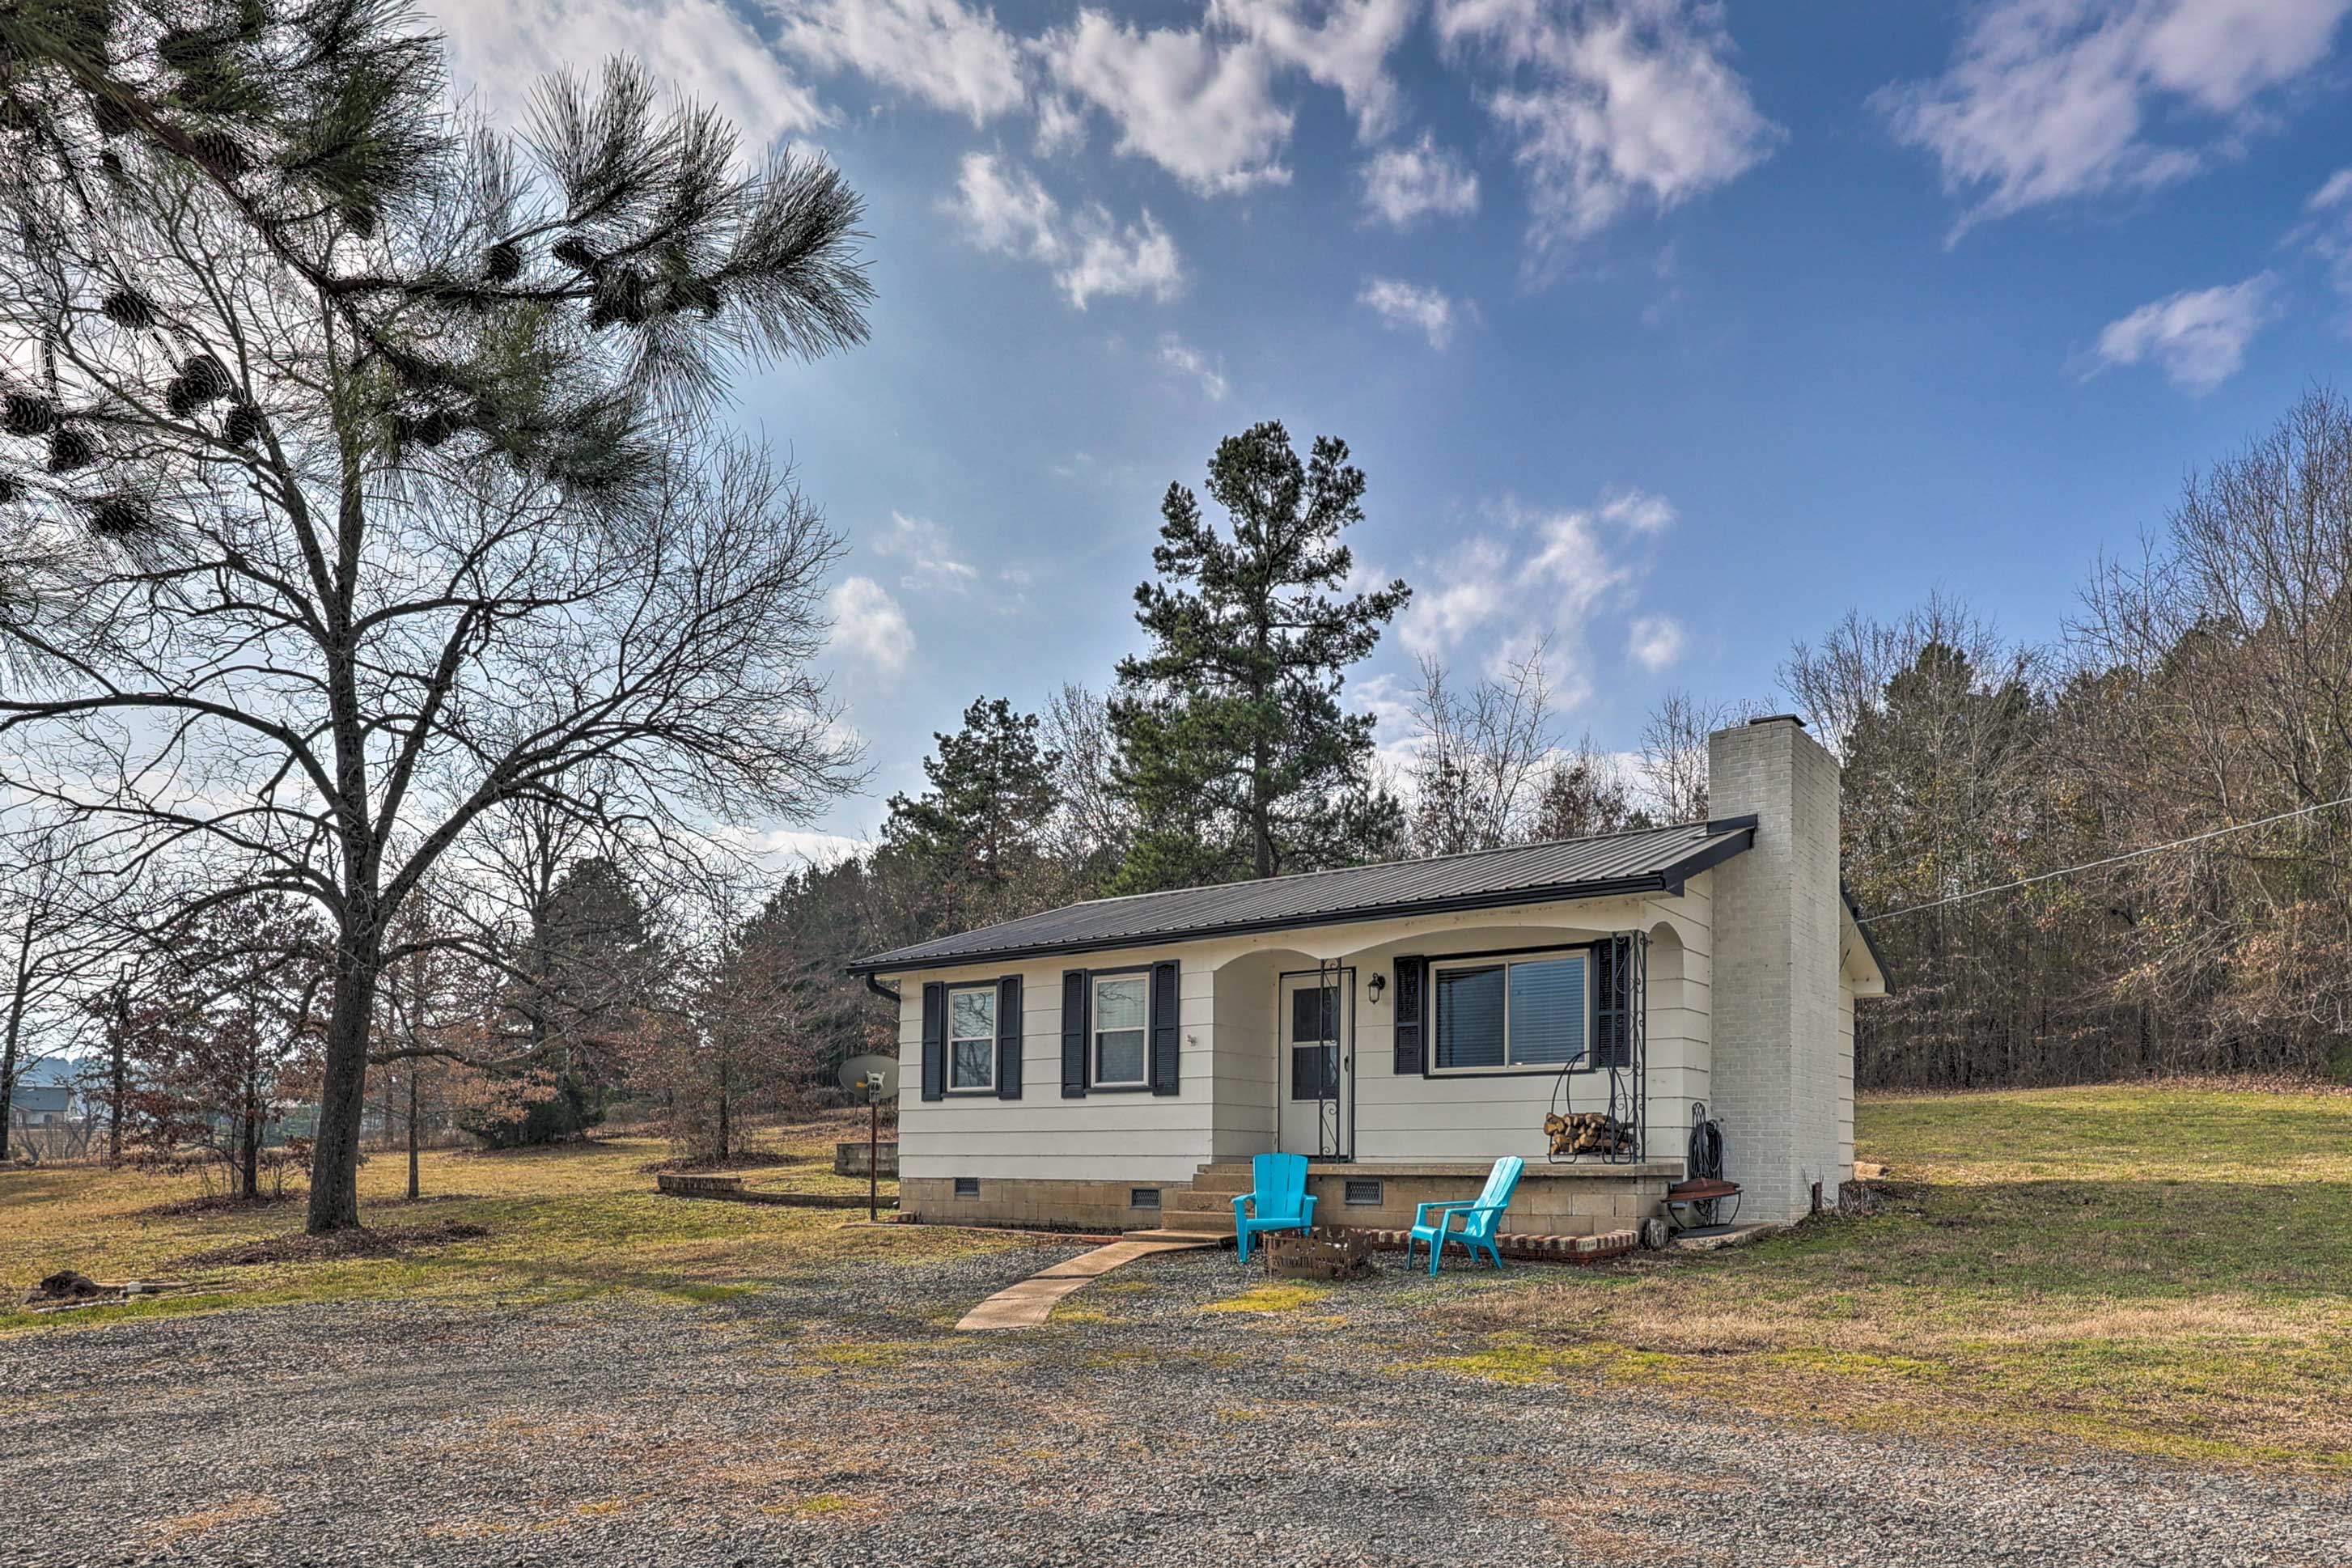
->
863, 974, 900, 1004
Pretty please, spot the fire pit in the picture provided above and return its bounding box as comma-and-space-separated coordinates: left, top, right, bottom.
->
1260, 1226, 1375, 1281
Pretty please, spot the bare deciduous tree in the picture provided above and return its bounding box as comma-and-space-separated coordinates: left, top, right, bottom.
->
0, 10, 871, 1230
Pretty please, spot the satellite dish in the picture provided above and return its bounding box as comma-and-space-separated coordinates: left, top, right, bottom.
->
837, 1053, 896, 1101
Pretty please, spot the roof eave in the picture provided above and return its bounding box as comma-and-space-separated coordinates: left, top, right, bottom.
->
1843, 886, 1896, 996
846, 829, 1753, 978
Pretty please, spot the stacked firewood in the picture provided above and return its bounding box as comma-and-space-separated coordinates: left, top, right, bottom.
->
1543, 1112, 1632, 1158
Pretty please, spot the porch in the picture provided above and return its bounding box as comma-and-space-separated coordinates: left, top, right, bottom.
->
1138, 1155, 1684, 1241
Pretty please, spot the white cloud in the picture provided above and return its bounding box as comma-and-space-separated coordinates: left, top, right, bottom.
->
873, 512, 980, 592
944, 153, 1182, 309
1034, 92, 1088, 155
748, 827, 868, 866
945, 151, 1062, 260
1057, 208, 1185, 308
1435, 0, 1780, 265
1359, 131, 1482, 227
2311, 167, 2352, 212
1626, 613, 1685, 671
428, 0, 829, 138
777, 0, 1027, 124
2298, 167, 2352, 299
828, 575, 916, 676
1210, 0, 1418, 138
1401, 492, 1676, 700
1600, 487, 1676, 532
1878, 0, 2352, 231
2090, 275, 2278, 392
1040, 10, 1295, 194
1359, 276, 1468, 350
1159, 333, 1230, 400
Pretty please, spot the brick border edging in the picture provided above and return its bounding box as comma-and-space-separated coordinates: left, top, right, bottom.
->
1355, 1227, 1640, 1263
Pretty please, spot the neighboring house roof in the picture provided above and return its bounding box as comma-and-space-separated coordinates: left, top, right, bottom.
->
850, 817, 1758, 975
13, 1085, 71, 1115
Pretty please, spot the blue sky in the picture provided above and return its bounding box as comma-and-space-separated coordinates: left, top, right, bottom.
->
431, 0, 2352, 854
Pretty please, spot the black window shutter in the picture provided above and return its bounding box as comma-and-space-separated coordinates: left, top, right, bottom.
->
1392, 956, 1426, 1076
920, 981, 946, 1102
996, 975, 1023, 1100
1149, 960, 1180, 1095
1060, 969, 1090, 1098
1594, 935, 1632, 1069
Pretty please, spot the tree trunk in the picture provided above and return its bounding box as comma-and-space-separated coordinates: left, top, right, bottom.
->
716, 1059, 731, 1162
108, 983, 127, 1165
240, 1059, 261, 1200
1, 923, 32, 1161
406, 1070, 420, 1200
306, 942, 379, 1233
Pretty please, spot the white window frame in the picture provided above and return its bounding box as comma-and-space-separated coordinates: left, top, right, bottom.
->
1428, 949, 1591, 1075
946, 983, 997, 1093
1091, 972, 1150, 1088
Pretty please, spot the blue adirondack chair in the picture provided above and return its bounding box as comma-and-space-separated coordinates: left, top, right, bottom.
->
1232, 1151, 1316, 1262
1405, 1155, 1524, 1276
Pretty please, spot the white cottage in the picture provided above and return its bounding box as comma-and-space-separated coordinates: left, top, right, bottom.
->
850, 715, 1889, 1238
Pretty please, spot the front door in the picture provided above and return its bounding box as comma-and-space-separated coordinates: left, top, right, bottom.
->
1277, 970, 1351, 1160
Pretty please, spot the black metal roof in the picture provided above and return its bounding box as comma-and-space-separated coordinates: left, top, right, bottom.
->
849, 817, 1757, 975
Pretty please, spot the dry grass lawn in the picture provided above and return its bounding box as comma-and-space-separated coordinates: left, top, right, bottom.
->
10, 1084, 2351, 1474
0, 1111, 1006, 1332
1422, 1083, 2352, 1470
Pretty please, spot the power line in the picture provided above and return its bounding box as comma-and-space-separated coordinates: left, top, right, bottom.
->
1860, 792, 2352, 926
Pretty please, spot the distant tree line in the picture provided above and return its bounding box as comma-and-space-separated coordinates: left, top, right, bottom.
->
1794, 391, 2352, 1088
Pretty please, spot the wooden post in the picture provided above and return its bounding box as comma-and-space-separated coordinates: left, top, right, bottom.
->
867, 1095, 879, 1223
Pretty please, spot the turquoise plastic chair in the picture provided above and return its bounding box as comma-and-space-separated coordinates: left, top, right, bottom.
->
1232, 1152, 1316, 1262
1405, 1155, 1524, 1276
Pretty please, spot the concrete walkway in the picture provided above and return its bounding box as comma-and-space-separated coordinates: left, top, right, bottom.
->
955, 1236, 1218, 1331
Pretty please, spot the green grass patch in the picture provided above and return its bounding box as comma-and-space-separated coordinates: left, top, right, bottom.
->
1424, 1083, 2352, 1471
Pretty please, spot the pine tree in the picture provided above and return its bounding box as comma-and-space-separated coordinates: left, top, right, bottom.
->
884, 697, 1060, 928
1109, 421, 1409, 890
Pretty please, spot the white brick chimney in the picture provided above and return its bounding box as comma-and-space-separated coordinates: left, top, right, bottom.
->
1704, 714, 1849, 1223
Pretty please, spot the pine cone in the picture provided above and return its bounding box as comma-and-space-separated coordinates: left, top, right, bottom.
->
47, 426, 99, 473
341, 205, 378, 239
101, 288, 158, 328
87, 495, 153, 537
2, 392, 57, 438
483, 240, 523, 284
190, 129, 248, 179
177, 354, 234, 405
587, 272, 649, 329
222, 401, 263, 446
550, 235, 600, 272
0, 470, 22, 506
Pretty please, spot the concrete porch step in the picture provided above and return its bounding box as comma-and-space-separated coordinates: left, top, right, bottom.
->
1165, 1186, 1242, 1213
1183, 1161, 1257, 1195
1125, 1228, 1232, 1246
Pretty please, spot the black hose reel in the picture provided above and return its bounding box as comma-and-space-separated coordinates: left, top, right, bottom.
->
1663, 1100, 1740, 1235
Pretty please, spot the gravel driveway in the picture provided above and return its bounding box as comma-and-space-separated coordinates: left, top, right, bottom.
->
6, 1241, 2344, 1567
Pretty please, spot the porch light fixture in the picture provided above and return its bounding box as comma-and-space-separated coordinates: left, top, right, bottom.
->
1367, 971, 1387, 1003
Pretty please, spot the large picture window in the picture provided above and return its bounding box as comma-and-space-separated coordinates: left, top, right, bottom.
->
1092, 973, 1148, 1087
947, 985, 997, 1091
1432, 951, 1587, 1072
